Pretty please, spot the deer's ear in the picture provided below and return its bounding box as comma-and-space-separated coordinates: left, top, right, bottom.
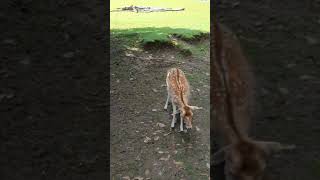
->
189, 106, 203, 110
255, 141, 296, 155
213, 145, 230, 165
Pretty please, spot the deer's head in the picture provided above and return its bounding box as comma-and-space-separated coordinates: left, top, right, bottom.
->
214, 139, 295, 180
180, 105, 203, 129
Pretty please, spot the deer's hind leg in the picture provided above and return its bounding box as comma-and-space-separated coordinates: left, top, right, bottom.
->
164, 91, 170, 110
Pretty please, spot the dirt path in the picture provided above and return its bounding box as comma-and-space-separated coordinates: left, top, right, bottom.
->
110, 37, 210, 179
215, 1, 320, 179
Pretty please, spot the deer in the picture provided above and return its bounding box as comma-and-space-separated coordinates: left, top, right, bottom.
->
211, 19, 296, 180
164, 68, 202, 132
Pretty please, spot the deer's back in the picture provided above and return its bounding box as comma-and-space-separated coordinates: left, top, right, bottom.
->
166, 68, 190, 105
212, 24, 255, 145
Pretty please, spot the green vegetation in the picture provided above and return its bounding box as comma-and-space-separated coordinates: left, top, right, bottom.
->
110, 0, 210, 45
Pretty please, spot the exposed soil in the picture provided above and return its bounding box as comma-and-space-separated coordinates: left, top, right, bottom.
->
110, 36, 210, 179
214, 0, 320, 180
1, 0, 108, 179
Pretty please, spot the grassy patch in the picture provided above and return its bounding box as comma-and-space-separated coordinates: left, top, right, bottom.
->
111, 28, 209, 57
110, 0, 210, 31
175, 38, 210, 57
110, 0, 209, 46
186, 73, 208, 83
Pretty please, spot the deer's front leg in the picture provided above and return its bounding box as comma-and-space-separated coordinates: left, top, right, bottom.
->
180, 116, 184, 132
171, 100, 176, 128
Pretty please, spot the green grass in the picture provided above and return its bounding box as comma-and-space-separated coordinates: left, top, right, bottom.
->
110, 0, 210, 44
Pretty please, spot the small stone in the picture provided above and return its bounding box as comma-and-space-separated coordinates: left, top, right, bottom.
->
232, 1, 240, 8
63, 52, 75, 58
206, 163, 210, 169
0, 93, 15, 101
3, 39, 16, 45
279, 87, 289, 95
130, 78, 134, 81
158, 151, 164, 154
64, 33, 70, 40
261, 88, 269, 95
145, 169, 150, 176
300, 75, 314, 80
305, 36, 318, 45
196, 126, 200, 131
254, 21, 263, 27
122, 176, 130, 180
116, 79, 120, 83
152, 88, 158, 93
152, 109, 157, 112
287, 63, 296, 68
20, 58, 30, 65
276, 24, 285, 30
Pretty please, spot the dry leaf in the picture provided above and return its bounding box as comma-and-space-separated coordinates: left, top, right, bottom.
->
133, 177, 144, 180
144, 137, 151, 143
173, 160, 184, 166
156, 123, 165, 128
154, 136, 160, 141
160, 155, 171, 161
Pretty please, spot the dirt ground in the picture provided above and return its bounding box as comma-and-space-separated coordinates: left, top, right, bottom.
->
213, 0, 320, 180
1, 0, 108, 179
2, 0, 320, 179
110, 36, 210, 179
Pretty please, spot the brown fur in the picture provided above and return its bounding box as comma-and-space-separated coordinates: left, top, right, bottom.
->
212, 20, 294, 180
212, 22, 254, 143
166, 68, 193, 127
